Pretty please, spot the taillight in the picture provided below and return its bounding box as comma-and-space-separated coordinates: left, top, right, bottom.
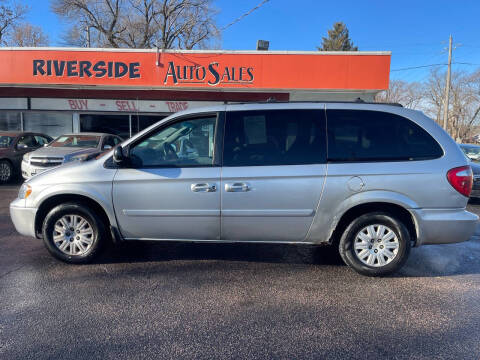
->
447, 166, 473, 197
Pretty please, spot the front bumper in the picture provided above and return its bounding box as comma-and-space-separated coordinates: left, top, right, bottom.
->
411, 208, 478, 246
21, 161, 57, 179
10, 198, 37, 238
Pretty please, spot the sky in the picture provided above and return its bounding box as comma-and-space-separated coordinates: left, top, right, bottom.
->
24, 0, 480, 83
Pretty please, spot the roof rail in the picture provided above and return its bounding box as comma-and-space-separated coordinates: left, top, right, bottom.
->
223, 100, 403, 107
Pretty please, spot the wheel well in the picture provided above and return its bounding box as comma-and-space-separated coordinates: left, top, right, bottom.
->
35, 194, 111, 238
329, 202, 417, 246
0, 158, 13, 166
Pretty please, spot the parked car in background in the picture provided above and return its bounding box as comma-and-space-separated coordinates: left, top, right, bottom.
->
10, 103, 478, 276
21, 133, 122, 179
468, 162, 480, 198
0, 131, 53, 183
459, 143, 480, 162
459, 144, 480, 198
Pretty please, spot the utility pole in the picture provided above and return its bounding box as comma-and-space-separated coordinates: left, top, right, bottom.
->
442, 35, 453, 132
86, 26, 91, 48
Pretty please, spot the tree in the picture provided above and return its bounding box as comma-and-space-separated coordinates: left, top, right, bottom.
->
0, 1, 48, 46
318, 22, 358, 51
376, 69, 480, 142
9, 23, 49, 46
375, 80, 424, 109
51, 0, 220, 49
424, 69, 480, 141
0, 0, 27, 45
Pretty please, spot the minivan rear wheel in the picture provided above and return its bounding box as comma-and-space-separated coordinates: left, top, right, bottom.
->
339, 212, 411, 276
42, 203, 105, 264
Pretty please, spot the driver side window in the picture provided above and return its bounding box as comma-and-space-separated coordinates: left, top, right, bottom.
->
17, 135, 37, 149
129, 116, 217, 168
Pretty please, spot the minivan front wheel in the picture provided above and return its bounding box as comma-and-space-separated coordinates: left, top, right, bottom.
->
42, 203, 105, 263
339, 212, 411, 276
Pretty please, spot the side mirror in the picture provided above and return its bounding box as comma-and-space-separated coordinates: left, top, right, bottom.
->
103, 145, 112, 150
113, 146, 126, 165
16, 143, 28, 150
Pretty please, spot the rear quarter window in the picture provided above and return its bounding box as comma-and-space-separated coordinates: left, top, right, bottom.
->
326, 110, 443, 162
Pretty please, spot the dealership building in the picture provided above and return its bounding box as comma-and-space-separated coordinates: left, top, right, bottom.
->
0, 47, 390, 139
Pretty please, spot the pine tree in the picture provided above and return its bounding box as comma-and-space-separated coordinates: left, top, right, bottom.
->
318, 22, 358, 51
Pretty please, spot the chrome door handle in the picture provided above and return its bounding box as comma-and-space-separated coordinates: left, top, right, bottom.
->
225, 182, 250, 192
191, 183, 217, 192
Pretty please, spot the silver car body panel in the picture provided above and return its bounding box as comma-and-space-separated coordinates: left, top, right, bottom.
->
10, 198, 36, 237
410, 208, 478, 245
221, 164, 326, 242
113, 167, 221, 240
18, 160, 118, 230
9, 102, 478, 248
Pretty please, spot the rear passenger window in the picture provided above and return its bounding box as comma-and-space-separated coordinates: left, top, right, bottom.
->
223, 110, 326, 166
327, 110, 443, 162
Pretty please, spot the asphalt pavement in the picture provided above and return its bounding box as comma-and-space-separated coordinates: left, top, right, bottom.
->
1, 182, 480, 359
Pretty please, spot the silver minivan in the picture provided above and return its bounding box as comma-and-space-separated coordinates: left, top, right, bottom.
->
10, 102, 478, 276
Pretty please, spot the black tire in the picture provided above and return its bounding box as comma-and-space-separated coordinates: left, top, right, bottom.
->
0, 159, 13, 183
42, 202, 106, 264
339, 212, 411, 276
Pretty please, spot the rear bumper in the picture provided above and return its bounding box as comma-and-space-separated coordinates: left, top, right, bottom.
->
411, 208, 478, 246
10, 198, 37, 238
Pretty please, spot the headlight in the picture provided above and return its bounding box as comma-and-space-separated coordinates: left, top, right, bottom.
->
64, 154, 89, 163
18, 184, 32, 199
23, 153, 30, 162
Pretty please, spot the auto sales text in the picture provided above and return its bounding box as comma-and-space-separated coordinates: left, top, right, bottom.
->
163, 61, 254, 86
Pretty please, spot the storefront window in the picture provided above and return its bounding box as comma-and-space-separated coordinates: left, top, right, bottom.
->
0, 112, 21, 131
131, 115, 167, 134
80, 114, 130, 139
24, 112, 73, 137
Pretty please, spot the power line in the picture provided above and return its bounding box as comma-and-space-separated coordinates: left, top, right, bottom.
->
395, 51, 446, 83
390, 63, 447, 72
454, 62, 480, 66
390, 61, 480, 72
221, 0, 270, 31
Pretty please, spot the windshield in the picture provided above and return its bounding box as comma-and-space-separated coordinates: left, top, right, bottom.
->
50, 135, 101, 148
460, 144, 480, 162
0, 135, 14, 148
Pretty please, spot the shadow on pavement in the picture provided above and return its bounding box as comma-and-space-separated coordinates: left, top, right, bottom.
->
95, 241, 345, 267
398, 237, 480, 277
89, 236, 480, 278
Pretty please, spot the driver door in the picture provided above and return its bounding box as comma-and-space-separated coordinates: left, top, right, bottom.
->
112, 113, 222, 240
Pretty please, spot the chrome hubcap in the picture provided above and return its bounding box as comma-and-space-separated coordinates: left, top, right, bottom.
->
353, 224, 399, 267
53, 215, 94, 256
0, 163, 11, 181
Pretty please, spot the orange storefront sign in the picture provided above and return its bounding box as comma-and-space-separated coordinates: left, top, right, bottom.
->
0, 49, 390, 90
